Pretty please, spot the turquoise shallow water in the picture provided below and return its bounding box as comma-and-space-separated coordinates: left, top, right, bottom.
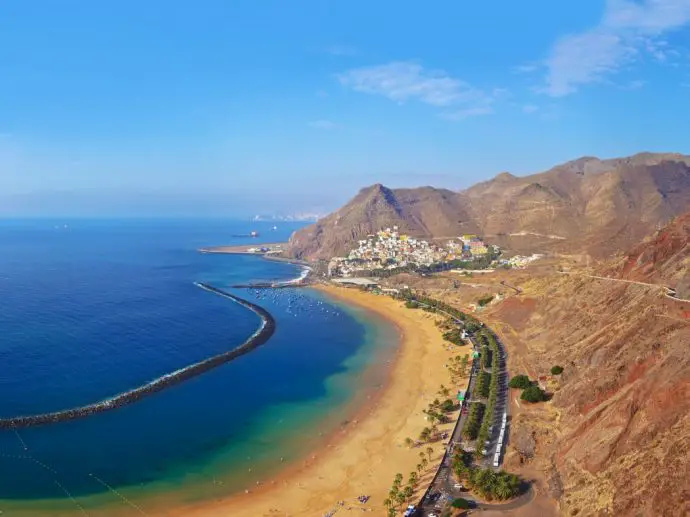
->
0, 219, 397, 514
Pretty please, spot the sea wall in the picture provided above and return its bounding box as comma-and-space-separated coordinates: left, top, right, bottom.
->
0, 283, 275, 430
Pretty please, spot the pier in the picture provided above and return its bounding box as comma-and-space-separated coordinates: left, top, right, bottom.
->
0, 283, 275, 430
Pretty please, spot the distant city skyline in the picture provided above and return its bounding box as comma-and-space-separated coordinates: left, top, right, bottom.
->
2, 0, 690, 216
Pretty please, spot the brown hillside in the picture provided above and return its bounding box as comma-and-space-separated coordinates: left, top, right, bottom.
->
287, 153, 690, 260
286, 184, 479, 259
472, 218, 690, 516
610, 212, 690, 297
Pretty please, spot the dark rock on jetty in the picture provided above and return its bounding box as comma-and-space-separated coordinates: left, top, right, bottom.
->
0, 283, 275, 430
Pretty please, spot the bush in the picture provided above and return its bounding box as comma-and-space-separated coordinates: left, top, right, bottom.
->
520, 385, 547, 403
508, 375, 532, 389
451, 498, 470, 509
476, 371, 491, 398
550, 365, 564, 375
405, 301, 419, 309
477, 295, 494, 307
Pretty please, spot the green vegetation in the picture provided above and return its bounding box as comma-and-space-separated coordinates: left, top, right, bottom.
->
475, 370, 491, 398
452, 451, 522, 501
461, 402, 484, 440
508, 374, 532, 389
477, 295, 494, 307
386, 469, 421, 515
521, 385, 548, 403
550, 365, 564, 375
451, 498, 471, 509
443, 327, 465, 345
405, 300, 419, 309
482, 346, 492, 369
475, 329, 501, 457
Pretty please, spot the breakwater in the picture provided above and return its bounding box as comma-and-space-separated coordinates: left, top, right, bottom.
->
0, 283, 275, 430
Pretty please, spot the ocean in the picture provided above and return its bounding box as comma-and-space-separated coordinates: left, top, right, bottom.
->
0, 219, 397, 514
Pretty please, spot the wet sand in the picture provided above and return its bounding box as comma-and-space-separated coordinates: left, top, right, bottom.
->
164, 284, 470, 516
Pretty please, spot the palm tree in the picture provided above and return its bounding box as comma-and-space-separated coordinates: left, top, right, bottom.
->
403, 485, 414, 503
426, 446, 434, 462
416, 463, 423, 474
421, 458, 428, 470
495, 479, 513, 500
383, 498, 392, 509
404, 437, 414, 448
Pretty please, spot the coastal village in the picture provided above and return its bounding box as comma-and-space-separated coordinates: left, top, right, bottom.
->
327, 227, 542, 278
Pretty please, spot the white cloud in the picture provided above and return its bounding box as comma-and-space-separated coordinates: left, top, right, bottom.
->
338, 61, 488, 107
308, 120, 337, 129
338, 61, 502, 120
542, 0, 690, 96
522, 104, 539, 114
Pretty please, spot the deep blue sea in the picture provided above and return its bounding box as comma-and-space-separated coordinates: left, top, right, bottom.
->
0, 219, 397, 514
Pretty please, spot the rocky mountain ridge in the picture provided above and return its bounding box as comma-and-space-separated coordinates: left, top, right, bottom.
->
287, 152, 690, 260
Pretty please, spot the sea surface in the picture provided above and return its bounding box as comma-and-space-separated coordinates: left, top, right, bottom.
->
0, 219, 397, 513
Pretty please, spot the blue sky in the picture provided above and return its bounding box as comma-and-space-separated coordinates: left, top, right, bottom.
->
2, 0, 690, 217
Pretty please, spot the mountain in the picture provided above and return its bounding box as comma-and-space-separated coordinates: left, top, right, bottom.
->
286, 153, 690, 260
286, 184, 479, 259
478, 216, 690, 516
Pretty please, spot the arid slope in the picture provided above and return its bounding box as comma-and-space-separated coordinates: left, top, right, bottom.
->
480, 220, 690, 516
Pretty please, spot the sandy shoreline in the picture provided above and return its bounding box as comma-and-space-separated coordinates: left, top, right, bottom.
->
2, 285, 470, 516
161, 284, 470, 516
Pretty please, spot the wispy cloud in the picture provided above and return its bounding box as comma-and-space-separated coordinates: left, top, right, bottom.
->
522, 104, 539, 114
308, 120, 337, 129
325, 44, 357, 57
338, 61, 502, 119
440, 107, 494, 121
542, 0, 690, 96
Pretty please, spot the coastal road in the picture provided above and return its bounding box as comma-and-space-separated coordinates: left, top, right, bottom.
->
416, 321, 517, 516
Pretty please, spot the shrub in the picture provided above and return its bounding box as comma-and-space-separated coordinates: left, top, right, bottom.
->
405, 301, 419, 309
521, 385, 547, 403
550, 365, 564, 375
508, 375, 532, 389
476, 371, 491, 398
451, 498, 470, 509
477, 295, 494, 307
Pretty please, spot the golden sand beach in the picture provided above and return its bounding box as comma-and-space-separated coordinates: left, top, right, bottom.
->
162, 284, 470, 516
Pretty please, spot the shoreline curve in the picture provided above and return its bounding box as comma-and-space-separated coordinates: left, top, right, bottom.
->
0, 283, 275, 430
